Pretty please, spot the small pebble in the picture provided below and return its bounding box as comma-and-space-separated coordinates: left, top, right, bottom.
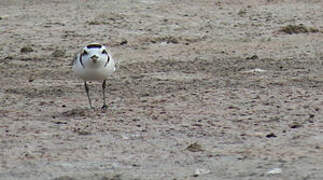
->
266, 132, 277, 138
193, 168, 210, 177
20, 46, 34, 53
266, 168, 282, 175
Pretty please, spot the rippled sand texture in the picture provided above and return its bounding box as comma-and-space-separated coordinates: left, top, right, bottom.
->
1, 0, 323, 179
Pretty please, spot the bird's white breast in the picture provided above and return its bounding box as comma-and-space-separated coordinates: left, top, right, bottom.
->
72, 53, 115, 81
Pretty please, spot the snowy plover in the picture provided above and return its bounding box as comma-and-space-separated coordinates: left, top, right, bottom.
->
72, 43, 116, 109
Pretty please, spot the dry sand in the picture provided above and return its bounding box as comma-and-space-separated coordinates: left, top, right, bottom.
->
1, 0, 323, 179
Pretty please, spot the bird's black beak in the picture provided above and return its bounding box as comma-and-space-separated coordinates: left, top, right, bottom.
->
91, 55, 98, 63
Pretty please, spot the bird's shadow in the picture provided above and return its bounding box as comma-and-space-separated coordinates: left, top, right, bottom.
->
61, 107, 108, 118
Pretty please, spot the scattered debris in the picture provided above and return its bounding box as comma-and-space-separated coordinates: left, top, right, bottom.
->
160, 41, 168, 46
87, 20, 104, 25
52, 121, 68, 125
246, 55, 258, 60
193, 168, 210, 177
238, 9, 247, 16
52, 49, 66, 57
227, 105, 240, 110
20, 46, 34, 53
120, 39, 128, 45
266, 132, 277, 138
73, 128, 91, 136
186, 142, 204, 152
62, 109, 89, 117
152, 36, 179, 44
4, 56, 13, 60
21, 151, 36, 159
289, 122, 303, 129
242, 68, 267, 73
121, 135, 129, 140
279, 24, 319, 34
266, 168, 282, 175
309, 114, 315, 119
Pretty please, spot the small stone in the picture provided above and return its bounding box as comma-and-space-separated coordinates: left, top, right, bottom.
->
121, 135, 129, 140
186, 142, 204, 152
246, 55, 258, 60
120, 39, 128, 45
78, 130, 91, 135
193, 168, 210, 177
242, 68, 267, 73
289, 122, 303, 129
20, 46, 34, 53
73, 128, 91, 135
266, 168, 282, 175
52, 49, 66, 57
53, 121, 67, 125
160, 41, 168, 46
266, 132, 277, 138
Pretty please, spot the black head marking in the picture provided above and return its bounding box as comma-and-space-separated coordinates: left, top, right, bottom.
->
86, 44, 102, 49
81, 50, 88, 56
102, 49, 108, 54
104, 56, 110, 67
79, 54, 85, 68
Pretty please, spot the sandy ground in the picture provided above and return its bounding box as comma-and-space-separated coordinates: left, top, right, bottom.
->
1, 0, 323, 179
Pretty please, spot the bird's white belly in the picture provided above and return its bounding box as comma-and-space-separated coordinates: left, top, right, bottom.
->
73, 67, 112, 80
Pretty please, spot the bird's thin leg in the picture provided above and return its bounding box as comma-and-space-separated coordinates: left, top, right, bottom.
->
101, 80, 108, 110
84, 81, 93, 109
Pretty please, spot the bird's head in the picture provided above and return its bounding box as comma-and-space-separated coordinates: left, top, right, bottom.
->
80, 43, 110, 68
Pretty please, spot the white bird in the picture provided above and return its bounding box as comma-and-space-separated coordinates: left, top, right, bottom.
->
72, 43, 116, 109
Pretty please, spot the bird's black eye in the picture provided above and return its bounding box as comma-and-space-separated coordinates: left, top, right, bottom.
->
102, 49, 108, 54
82, 50, 88, 56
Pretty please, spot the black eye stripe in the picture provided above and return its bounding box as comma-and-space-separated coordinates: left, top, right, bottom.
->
81, 50, 88, 56
104, 56, 110, 67
79, 54, 85, 68
102, 49, 108, 54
